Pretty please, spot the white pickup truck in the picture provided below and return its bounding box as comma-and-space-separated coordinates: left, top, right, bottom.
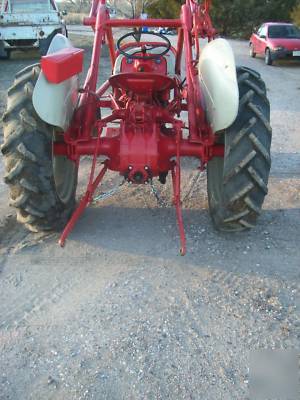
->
0, 0, 67, 59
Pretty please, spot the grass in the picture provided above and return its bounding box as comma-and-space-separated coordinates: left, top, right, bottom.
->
64, 13, 87, 25
68, 34, 94, 48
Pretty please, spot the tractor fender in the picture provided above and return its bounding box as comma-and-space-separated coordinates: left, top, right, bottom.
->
198, 38, 239, 133
32, 34, 79, 131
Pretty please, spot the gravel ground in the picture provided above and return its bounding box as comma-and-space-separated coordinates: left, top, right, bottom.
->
0, 31, 300, 400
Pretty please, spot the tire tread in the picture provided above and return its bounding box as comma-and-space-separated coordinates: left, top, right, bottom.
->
1, 64, 76, 232
207, 66, 272, 231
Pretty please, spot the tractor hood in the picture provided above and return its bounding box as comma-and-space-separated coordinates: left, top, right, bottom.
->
268, 38, 300, 51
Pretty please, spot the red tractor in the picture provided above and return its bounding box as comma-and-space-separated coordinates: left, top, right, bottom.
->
1, 0, 272, 255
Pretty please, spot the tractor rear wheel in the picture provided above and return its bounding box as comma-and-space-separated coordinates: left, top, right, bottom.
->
1, 64, 78, 232
207, 66, 272, 231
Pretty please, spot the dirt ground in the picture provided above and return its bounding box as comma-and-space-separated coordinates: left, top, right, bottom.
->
0, 32, 300, 400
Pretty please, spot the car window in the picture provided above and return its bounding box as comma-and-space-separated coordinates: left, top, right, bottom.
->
257, 26, 263, 36
10, 0, 52, 12
268, 25, 300, 39
260, 25, 267, 37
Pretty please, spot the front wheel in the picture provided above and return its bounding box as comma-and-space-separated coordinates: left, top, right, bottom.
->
0, 41, 10, 60
1, 64, 78, 232
39, 29, 64, 56
265, 48, 273, 66
207, 66, 272, 231
249, 43, 256, 58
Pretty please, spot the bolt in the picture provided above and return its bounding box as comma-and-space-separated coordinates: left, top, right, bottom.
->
128, 166, 133, 171
144, 166, 149, 171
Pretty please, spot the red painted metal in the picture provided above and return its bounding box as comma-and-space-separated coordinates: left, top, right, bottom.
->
54, 0, 220, 254
41, 48, 84, 84
172, 123, 186, 256
84, 17, 182, 28
109, 73, 176, 94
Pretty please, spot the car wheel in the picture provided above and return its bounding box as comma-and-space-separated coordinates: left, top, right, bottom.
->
249, 43, 256, 58
265, 48, 273, 66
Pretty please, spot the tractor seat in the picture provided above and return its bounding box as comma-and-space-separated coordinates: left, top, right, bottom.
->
109, 72, 176, 94
113, 47, 176, 76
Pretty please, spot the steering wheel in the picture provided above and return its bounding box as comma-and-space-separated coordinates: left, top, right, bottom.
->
116, 31, 171, 60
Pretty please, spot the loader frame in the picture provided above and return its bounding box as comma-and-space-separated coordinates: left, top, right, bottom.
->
48, 0, 223, 255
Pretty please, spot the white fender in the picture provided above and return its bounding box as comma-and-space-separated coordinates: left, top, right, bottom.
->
32, 34, 79, 131
198, 38, 239, 133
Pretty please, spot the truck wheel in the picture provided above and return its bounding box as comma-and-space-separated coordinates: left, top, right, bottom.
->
39, 29, 62, 56
207, 66, 272, 231
1, 64, 78, 232
0, 41, 10, 60
39, 36, 53, 56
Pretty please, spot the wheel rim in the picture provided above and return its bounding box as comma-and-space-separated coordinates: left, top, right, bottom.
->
265, 50, 270, 64
52, 133, 77, 204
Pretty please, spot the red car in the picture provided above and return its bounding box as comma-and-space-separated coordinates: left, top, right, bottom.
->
249, 22, 300, 65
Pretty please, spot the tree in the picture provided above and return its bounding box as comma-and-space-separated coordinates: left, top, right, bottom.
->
210, 0, 299, 37
147, 0, 299, 37
147, 0, 181, 19
65, 0, 92, 13
125, 0, 159, 18
291, 3, 300, 26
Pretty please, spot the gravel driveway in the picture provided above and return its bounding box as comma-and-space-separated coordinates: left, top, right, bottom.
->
0, 32, 299, 400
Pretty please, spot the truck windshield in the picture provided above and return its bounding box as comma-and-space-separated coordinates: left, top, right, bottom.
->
268, 25, 300, 39
9, 0, 54, 12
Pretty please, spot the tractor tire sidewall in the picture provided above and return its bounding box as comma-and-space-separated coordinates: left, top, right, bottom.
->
1, 64, 78, 232
207, 66, 272, 231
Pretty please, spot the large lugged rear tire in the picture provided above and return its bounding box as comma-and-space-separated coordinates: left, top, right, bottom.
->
1, 64, 78, 232
207, 66, 272, 231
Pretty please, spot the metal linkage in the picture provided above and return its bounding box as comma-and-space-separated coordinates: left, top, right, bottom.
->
59, 128, 108, 247
92, 180, 125, 204
150, 182, 168, 208
172, 123, 187, 256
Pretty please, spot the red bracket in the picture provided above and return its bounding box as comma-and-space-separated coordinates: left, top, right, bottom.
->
59, 130, 107, 247
41, 47, 84, 84
171, 124, 187, 256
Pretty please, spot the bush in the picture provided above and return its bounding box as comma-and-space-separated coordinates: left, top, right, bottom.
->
64, 13, 86, 25
291, 3, 300, 26
147, 0, 181, 19
59, 1, 90, 14
147, 0, 299, 39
